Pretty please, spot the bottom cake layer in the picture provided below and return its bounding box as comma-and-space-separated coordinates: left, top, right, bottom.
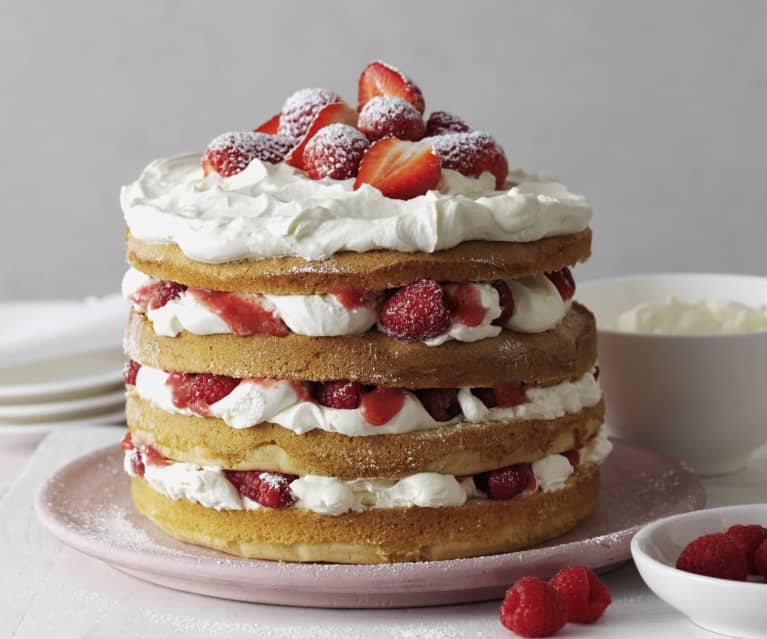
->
131, 464, 600, 564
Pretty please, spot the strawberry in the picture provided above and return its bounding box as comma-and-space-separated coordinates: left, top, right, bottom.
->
358, 61, 425, 113
425, 111, 471, 136
285, 101, 358, 169
278, 88, 343, 140
202, 131, 294, 177
303, 123, 370, 179
546, 268, 576, 301
354, 139, 441, 200
357, 96, 425, 141
254, 113, 281, 135
426, 131, 508, 188
378, 279, 450, 339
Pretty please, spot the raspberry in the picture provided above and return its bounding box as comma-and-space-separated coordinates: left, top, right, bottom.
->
426, 131, 508, 188
546, 268, 576, 302
131, 280, 186, 310
302, 123, 370, 180
493, 383, 529, 408
278, 88, 343, 140
379, 279, 451, 340
549, 566, 611, 623
202, 131, 294, 177
443, 283, 486, 327
754, 538, 767, 577
225, 470, 297, 509
491, 280, 514, 326
500, 576, 567, 638
316, 380, 365, 409
187, 374, 240, 415
563, 450, 580, 467
425, 110, 471, 136
471, 387, 497, 408
166, 371, 194, 409
415, 388, 460, 421
676, 532, 748, 581
123, 360, 140, 386
357, 96, 425, 142
475, 463, 535, 500
725, 524, 767, 573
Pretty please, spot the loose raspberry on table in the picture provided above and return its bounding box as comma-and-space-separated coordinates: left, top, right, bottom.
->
549, 566, 611, 623
425, 131, 508, 188
278, 88, 343, 140
316, 380, 365, 410
122, 360, 140, 386
225, 470, 298, 509
475, 463, 535, 500
378, 279, 451, 340
415, 388, 460, 421
302, 123, 370, 180
357, 96, 425, 142
754, 538, 767, 577
425, 110, 471, 136
202, 131, 294, 176
491, 280, 515, 326
726, 524, 767, 573
675, 532, 748, 581
500, 576, 567, 637
187, 374, 240, 415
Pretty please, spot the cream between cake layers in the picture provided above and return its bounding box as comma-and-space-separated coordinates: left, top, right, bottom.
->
121, 60, 608, 563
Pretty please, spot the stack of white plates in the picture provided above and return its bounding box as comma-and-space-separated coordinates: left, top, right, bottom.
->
0, 299, 127, 443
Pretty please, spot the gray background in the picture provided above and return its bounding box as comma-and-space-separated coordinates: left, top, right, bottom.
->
2, 0, 765, 300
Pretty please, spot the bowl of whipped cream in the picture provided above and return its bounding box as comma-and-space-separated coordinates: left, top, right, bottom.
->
577, 273, 767, 475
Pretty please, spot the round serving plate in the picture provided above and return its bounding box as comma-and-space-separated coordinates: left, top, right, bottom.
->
36, 439, 704, 608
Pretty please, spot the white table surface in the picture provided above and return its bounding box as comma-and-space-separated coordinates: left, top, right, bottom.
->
1, 427, 765, 639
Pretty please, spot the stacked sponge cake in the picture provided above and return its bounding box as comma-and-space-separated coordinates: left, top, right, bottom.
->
120, 61, 610, 564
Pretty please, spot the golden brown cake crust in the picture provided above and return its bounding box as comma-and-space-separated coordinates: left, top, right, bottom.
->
127, 395, 604, 478
131, 464, 599, 563
126, 230, 592, 294
125, 303, 597, 386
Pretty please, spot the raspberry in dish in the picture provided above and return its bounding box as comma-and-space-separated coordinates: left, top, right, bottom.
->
120, 59, 603, 564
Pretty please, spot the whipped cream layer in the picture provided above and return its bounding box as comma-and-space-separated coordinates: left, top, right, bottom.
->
124, 428, 612, 515
121, 154, 592, 263
122, 268, 571, 342
132, 365, 602, 435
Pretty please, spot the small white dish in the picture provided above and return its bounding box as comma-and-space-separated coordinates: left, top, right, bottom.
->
0, 388, 125, 420
578, 273, 767, 475
632, 504, 767, 639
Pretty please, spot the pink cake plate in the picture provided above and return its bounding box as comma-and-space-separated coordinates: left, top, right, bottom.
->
36, 439, 704, 608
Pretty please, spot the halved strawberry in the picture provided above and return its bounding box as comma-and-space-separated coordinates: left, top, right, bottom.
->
358, 61, 425, 113
254, 113, 280, 134
354, 139, 441, 200
285, 101, 358, 169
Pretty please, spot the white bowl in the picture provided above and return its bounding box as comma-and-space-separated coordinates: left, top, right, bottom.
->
577, 273, 767, 475
631, 504, 767, 638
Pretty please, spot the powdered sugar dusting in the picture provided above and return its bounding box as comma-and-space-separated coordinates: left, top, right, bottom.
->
278, 88, 343, 139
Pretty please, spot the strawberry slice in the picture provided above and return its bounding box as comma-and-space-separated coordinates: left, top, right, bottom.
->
354, 139, 441, 200
358, 61, 425, 114
254, 113, 281, 134
285, 101, 358, 169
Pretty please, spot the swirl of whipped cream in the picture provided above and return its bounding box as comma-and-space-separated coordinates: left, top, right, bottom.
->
121, 154, 592, 263
132, 365, 602, 435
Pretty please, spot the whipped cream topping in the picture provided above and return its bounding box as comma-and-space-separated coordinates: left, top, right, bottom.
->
124, 427, 612, 515
616, 296, 767, 335
132, 365, 602, 436
121, 154, 592, 263
123, 268, 571, 341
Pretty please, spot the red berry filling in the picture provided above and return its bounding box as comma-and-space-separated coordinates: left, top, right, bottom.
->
549, 566, 612, 623
130, 280, 187, 311
165, 372, 239, 416
357, 96, 425, 142
189, 289, 289, 337
500, 576, 567, 638
443, 283, 487, 328
491, 280, 514, 326
303, 123, 370, 180
472, 383, 529, 409
359, 386, 406, 426
475, 463, 536, 500
415, 388, 460, 421
316, 380, 365, 410
546, 268, 576, 301
379, 279, 451, 340
225, 470, 298, 509
123, 360, 140, 386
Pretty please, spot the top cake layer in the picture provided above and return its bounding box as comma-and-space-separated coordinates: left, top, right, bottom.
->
122, 157, 591, 263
